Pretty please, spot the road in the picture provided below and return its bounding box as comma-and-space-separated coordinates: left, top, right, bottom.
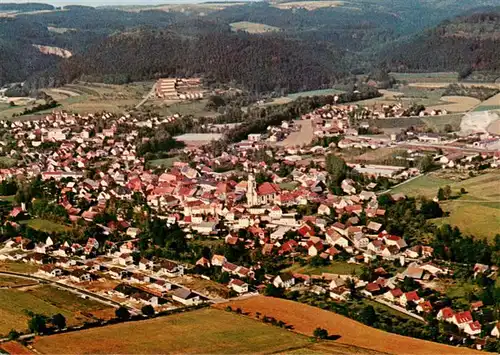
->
135, 83, 156, 109
398, 141, 498, 154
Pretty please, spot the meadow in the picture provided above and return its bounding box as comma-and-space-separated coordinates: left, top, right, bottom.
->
391, 171, 500, 239
0, 284, 111, 335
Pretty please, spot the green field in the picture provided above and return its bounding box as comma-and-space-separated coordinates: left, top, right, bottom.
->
288, 88, 344, 99
21, 219, 71, 233
32, 308, 311, 354
390, 174, 454, 197
392, 172, 500, 239
391, 72, 458, 83
420, 114, 463, 132
473, 105, 500, 112
285, 261, 363, 276
146, 156, 180, 169
0, 284, 111, 335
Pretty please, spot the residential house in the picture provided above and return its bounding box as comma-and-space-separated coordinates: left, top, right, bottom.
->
70, 269, 92, 283
172, 288, 203, 306
400, 291, 420, 307
273, 273, 295, 289
229, 279, 249, 294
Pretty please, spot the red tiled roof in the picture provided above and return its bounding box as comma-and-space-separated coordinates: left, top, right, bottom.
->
257, 182, 280, 196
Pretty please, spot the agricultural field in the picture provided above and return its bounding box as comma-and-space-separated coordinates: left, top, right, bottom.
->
216, 296, 479, 355
21, 218, 71, 233
1, 81, 152, 121
0, 275, 37, 287
420, 113, 464, 132
287, 88, 344, 99
284, 261, 363, 276
32, 308, 311, 354
0, 284, 112, 335
146, 156, 180, 169
426, 96, 480, 113
148, 98, 214, 118
391, 72, 459, 84
391, 171, 500, 239
230, 21, 281, 33
0, 261, 39, 274
473, 92, 500, 112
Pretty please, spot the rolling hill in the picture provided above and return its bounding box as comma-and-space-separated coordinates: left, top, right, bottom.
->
382, 9, 500, 73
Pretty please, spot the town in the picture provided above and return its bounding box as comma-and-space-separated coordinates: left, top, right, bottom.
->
0, 85, 497, 353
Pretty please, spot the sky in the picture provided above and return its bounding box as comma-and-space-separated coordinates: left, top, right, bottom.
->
3, 0, 249, 6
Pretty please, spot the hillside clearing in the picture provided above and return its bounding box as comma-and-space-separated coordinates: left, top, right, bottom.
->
274, 1, 344, 10
230, 21, 280, 33
32, 307, 311, 354
215, 296, 480, 355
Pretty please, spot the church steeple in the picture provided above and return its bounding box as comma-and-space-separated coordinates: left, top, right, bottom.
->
246, 174, 257, 207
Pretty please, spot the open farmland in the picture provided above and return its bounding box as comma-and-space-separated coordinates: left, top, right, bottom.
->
230, 21, 280, 33
392, 72, 458, 83
216, 296, 481, 355
32, 307, 312, 354
391, 171, 500, 239
0, 284, 112, 335
473, 92, 500, 113
426, 96, 480, 113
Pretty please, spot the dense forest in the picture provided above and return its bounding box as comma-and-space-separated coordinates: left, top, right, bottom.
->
1, 2, 500, 92
382, 9, 500, 73
49, 29, 344, 93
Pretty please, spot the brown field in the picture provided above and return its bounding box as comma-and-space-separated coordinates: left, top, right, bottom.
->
277, 120, 314, 148
230, 21, 281, 34
427, 95, 480, 113
274, 1, 344, 10
0, 341, 32, 355
215, 296, 481, 355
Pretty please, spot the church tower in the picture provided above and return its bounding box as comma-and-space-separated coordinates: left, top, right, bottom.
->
246, 174, 258, 206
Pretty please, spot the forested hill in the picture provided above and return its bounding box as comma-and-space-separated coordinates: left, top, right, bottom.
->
40, 29, 346, 94
382, 10, 500, 73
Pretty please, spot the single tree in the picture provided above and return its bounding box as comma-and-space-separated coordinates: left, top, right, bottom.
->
8, 329, 20, 340
141, 305, 155, 317
51, 313, 66, 330
28, 314, 47, 334
115, 306, 130, 320
359, 305, 377, 325
437, 187, 446, 201
313, 327, 329, 339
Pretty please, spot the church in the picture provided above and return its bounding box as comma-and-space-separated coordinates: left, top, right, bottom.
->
246, 174, 281, 207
